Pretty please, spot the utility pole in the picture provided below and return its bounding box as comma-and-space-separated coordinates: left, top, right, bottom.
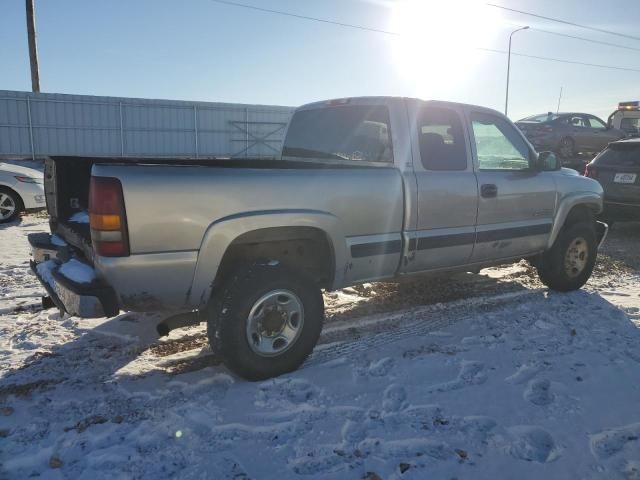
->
505, 25, 529, 117
26, 0, 40, 93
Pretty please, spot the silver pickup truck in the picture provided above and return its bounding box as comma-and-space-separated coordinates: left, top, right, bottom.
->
30, 97, 607, 380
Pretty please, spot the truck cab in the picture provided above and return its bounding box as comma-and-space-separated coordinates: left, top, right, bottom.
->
608, 101, 640, 137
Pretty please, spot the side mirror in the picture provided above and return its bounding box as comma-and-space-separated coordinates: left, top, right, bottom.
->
537, 151, 561, 171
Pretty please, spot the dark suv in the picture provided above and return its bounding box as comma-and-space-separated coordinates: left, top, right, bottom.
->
516, 112, 625, 159
585, 138, 640, 222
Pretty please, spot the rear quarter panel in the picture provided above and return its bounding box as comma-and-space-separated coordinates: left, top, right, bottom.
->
92, 164, 404, 310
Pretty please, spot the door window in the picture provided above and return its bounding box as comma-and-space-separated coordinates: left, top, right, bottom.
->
417, 107, 467, 170
567, 116, 589, 128
471, 112, 531, 171
587, 116, 607, 130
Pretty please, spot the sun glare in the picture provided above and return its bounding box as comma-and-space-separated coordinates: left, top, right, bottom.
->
390, 0, 502, 97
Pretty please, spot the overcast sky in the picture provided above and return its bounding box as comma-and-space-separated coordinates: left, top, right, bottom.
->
2, 0, 639, 121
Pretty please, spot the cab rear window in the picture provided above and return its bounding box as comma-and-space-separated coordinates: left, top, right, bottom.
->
282, 106, 393, 163
621, 118, 640, 134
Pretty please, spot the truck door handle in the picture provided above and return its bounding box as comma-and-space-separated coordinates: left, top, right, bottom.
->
481, 184, 498, 198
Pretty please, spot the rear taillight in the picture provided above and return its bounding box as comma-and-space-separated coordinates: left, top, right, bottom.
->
584, 163, 597, 178
89, 176, 129, 257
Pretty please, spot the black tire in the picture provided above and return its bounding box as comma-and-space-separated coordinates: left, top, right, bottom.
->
537, 222, 597, 292
558, 137, 575, 159
0, 187, 24, 224
207, 263, 324, 381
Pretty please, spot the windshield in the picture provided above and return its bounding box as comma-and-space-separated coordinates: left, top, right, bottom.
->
282, 106, 393, 163
472, 113, 531, 170
519, 113, 560, 123
597, 144, 640, 166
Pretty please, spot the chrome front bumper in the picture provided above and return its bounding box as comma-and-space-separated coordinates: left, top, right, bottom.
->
28, 233, 119, 318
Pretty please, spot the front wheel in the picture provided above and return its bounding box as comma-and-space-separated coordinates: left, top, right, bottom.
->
207, 264, 324, 381
0, 188, 23, 223
537, 223, 597, 292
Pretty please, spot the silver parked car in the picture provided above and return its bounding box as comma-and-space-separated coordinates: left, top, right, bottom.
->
30, 97, 607, 380
0, 162, 46, 223
516, 112, 625, 159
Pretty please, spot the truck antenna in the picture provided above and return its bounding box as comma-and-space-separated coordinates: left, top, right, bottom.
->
556, 86, 563, 114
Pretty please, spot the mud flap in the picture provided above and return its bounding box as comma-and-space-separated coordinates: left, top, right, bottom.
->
595, 221, 609, 249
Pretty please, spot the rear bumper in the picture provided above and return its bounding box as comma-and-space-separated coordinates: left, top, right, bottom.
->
602, 200, 640, 220
28, 233, 119, 318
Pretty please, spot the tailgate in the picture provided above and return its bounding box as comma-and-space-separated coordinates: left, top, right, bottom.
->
599, 166, 640, 203
45, 157, 95, 260
44, 157, 59, 220
594, 145, 640, 204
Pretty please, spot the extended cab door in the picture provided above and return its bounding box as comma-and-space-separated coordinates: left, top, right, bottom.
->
402, 102, 478, 272
468, 110, 556, 263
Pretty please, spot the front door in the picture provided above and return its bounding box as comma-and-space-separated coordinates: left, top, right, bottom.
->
585, 115, 620, 152
402, 102, 478, 273
468, 110, 556, 263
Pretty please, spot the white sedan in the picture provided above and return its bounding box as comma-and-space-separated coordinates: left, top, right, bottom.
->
0, 162, 46, 223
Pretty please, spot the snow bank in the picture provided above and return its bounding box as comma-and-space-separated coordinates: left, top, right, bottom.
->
3, 214, 640, 480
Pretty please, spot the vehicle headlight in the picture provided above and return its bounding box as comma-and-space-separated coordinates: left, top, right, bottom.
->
15, 175, 43, 184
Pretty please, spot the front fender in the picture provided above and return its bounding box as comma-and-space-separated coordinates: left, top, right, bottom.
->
187, 209, 347, 309
547, 192, 603, 248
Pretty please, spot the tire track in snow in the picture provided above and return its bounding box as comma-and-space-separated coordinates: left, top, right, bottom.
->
307, 288, 545, 367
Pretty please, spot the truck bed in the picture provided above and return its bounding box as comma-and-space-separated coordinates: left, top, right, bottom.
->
45, 155, 396, 263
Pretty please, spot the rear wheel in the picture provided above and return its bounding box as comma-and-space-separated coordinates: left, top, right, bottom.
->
0, 188, 23, 223
558, 137, 575, 159
207, 263, 324, 381
537, 222, 597, 292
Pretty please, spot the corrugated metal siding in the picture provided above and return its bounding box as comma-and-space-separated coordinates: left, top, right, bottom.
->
0, 90, 294, 159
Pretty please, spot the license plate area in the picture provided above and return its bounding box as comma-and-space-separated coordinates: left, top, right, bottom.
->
614, 173, 637, 184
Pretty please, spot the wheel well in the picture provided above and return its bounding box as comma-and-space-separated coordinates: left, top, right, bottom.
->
0, 186, 24, 211
564, 204, 595, 227
214, 227, 335, 289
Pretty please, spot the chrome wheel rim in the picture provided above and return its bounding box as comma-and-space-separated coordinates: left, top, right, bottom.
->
0, 193, 16, 221
246, 289, 304, 357
564, 237, 588, 278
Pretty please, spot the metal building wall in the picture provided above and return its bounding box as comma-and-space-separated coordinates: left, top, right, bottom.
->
0, 90, 294, 159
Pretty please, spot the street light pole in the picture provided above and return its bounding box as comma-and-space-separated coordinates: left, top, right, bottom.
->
505, 26, 529, 117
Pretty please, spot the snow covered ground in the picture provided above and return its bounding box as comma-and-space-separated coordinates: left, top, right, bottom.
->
1, 214, 640, 479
